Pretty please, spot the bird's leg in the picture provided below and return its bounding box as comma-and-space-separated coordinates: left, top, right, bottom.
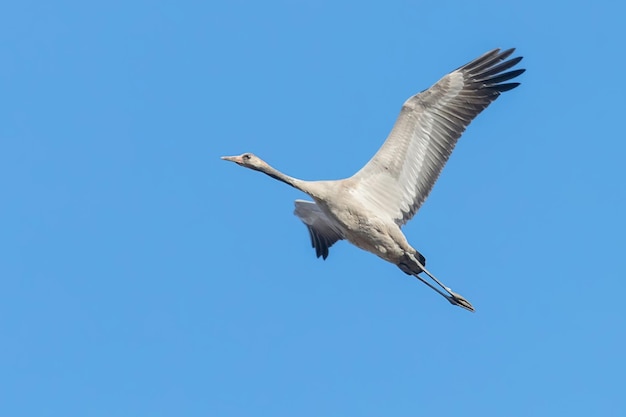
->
406, 253, 475, 312
409, 272, 461, 302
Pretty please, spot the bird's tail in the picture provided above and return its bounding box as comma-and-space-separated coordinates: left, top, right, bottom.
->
415, 251, 426, 269
398, 250, 426, 275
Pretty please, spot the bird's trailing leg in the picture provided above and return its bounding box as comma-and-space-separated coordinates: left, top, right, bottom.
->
400, 253, 475, 312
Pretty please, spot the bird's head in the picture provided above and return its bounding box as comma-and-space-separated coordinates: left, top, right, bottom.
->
221, 152, 268, 172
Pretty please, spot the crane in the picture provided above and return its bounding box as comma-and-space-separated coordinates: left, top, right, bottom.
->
222, 48, 525, 311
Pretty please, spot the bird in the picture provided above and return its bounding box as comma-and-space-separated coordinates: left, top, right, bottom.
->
222, 48, 524, 312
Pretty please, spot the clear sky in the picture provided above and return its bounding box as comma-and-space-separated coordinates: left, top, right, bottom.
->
1, 1, 625, 416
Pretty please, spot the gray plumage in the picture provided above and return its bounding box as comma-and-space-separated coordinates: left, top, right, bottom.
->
293, 200, 343, 260
222, 48, 525, 312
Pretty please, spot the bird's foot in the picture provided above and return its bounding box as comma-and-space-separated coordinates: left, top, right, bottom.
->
446, 290, 475, 312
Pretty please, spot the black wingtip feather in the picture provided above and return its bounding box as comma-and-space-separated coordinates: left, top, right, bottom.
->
492, 82, 521, 92
306, 225, 330, 259
460, 47, 525, 93
485, 69, 526, 85
498, 48, 516, 60
475, 56, 523, 80
468, 49, 503, 73
306, 227, 315, 248
458, 48, 501, 72
465, 48, 521, 76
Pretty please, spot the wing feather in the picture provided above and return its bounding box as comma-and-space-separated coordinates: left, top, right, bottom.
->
351, 48, 524, 225
293, 200, 344, 260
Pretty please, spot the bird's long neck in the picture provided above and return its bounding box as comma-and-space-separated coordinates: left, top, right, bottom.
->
259, 163, 302, 189
258, 163, 317, 196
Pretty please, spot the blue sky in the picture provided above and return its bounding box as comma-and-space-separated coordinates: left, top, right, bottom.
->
1, 1, 625, 416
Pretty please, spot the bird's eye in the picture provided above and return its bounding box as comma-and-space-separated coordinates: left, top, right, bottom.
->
243, 154, 251, 160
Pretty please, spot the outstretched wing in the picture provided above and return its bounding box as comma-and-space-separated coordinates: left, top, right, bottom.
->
351, 48, 524, 226
293, 200, 344, 260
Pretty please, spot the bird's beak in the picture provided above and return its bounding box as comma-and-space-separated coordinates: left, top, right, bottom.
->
221, 155, 243, 164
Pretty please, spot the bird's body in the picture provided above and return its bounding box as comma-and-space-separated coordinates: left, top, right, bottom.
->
222, 48, 525, 311
300, 181, 418, 267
